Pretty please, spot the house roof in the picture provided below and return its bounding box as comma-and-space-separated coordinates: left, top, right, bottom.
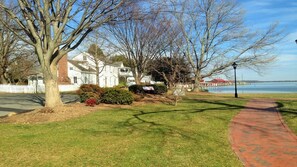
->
210, 78, 228, 83
111, 62, 123, 67
68, 60, 96, 73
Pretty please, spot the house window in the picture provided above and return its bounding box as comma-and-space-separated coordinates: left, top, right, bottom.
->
120, 68, 128, 73
74, 76, 77, 83
83, 55, 87, 61
70, 67, 73, 70
85, 76, 87, 83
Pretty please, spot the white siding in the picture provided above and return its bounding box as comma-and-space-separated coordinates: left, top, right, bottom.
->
0, 84, 79, 93
68, 62, 83, 85
69, 53, 119, 87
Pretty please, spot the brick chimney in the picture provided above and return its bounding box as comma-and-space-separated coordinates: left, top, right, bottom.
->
58, 54, 71, 84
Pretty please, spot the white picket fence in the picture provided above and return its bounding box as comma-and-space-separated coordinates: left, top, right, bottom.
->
0, 84, 80, 93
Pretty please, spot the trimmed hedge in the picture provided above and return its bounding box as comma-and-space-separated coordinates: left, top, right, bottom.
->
101, 88, 133, 105
128, 84, 167, 94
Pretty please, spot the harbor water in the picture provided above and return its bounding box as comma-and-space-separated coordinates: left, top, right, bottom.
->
207, 82, 297, 94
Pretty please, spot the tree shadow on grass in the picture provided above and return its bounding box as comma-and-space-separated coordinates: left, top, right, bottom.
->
119, 99, 248, 147
276, 102, 297, 116
187, 99, 281, 113
119, 99, 289, 147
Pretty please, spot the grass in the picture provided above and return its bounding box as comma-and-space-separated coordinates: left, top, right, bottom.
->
1, 93, 296, 166
277, 100, 297, 134
0, 94, 246, 167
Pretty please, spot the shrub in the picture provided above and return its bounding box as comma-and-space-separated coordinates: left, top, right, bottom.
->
128, 84, 167, 94
78, 84, 93, 92
101, 88, 133, 105
77, 84, 104, 102
152, 84, 167, 94
85, 98, 97, 107
89, 84, 105, 96
79, 92, 99, 103
113, 83, 126, 89
128, 85, 145, 94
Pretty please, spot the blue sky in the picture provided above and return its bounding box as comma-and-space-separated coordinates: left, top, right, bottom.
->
235, 0, 297, 81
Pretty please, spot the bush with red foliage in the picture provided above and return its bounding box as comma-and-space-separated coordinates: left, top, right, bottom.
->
85, 98, 97, 107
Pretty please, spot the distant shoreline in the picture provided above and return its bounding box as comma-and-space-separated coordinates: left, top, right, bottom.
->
207, 81, 297, 94
243, 80, 297, 83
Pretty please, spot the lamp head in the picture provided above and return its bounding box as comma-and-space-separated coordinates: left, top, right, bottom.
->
232, 62, 238, 69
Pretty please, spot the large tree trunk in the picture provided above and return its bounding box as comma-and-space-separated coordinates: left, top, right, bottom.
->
193, 70, 202, 92
0, 75, 8, 84
44, 78, 63, 107
132, 68, 142, 84
134, 74, 141, 84
43, 64, 63, 107
0, 65, 8, 84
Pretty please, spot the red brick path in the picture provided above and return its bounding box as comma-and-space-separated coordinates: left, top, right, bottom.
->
230, 99, 297, 167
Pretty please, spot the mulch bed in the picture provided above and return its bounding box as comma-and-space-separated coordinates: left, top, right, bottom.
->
0, 94, 175, 124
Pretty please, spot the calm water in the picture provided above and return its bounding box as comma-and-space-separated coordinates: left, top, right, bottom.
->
207, 82, 297, 94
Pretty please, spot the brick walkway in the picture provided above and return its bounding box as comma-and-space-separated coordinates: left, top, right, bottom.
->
230, 99, 297, 167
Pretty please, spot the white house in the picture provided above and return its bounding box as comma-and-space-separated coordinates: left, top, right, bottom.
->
27, 52, 154, 88
113, 61, 153, 85
68, 52, 119, 87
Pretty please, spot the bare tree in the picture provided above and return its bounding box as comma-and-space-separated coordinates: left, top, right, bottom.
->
0, 0, 127, 107
87, 43, 107, 85
107, 7, 173, 84
149, 37, 191, 89
169, 0, 282, 90
0, 3, 37, 84
0, 4, 19, 84
78, 30, 113, 85
7, 50, 39, 84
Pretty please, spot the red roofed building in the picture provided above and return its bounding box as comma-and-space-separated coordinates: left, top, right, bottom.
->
210, 78, 228, 83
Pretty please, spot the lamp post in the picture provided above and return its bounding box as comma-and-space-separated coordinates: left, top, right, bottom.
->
295, 39, 297, 44
232, 62, 238, 98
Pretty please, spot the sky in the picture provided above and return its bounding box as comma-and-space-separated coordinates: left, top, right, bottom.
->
235, 0, 297, 81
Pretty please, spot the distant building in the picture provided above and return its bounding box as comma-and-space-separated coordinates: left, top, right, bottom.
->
28, 52, 154, 87
210, 78, 228, 83
68, 52, 119, 87
206, 78, 232, 86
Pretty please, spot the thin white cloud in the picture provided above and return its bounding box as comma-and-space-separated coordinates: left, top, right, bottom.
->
220, 1, 297, 81
277, 54, 297, 62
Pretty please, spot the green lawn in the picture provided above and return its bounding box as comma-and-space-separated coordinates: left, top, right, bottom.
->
1, 93, 296, 167
277, 100, 297, 134
0, 94, 245, 167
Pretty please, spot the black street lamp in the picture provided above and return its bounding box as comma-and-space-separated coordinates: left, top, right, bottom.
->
232, 62, 238, 98
295, 39, 297, 44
